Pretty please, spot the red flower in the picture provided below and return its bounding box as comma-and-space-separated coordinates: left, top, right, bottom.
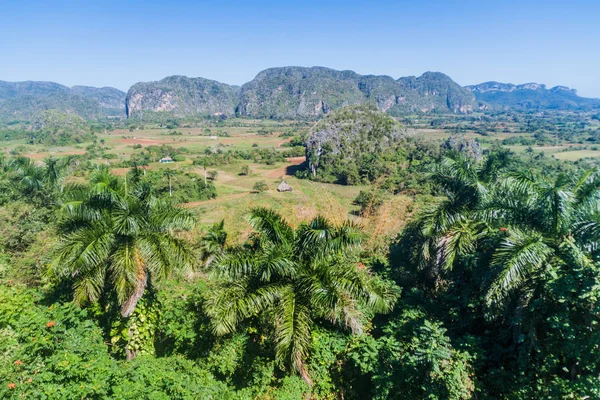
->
499, 227, 507, 232
357, 262, 365, 270
8, 383, 16, 390
46, 321, 55, 328
14, 360, 23, 366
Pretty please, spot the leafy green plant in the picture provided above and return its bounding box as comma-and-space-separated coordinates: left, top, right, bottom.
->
205, 208, 398, 385
252, 180, 268, 193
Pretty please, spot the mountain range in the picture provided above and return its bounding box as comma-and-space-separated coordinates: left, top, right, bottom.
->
466, 81, 600, 111
0, 81, 126, 123
1, 67, 599, 123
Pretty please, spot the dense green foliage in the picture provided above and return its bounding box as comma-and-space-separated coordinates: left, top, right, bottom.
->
304, 105, 441, 187
388, 156, 600, 397
205, 208, 397, 384
3, 111, 600, 399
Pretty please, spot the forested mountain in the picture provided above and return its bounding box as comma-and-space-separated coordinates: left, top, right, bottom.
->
70, 85, 127, 114
0, 81, 126, 122
3, 70, 600, 124
125, 67, 475, 120
236, 67, 475, 118
125, 75, 240, 118
467, 81, 600, 110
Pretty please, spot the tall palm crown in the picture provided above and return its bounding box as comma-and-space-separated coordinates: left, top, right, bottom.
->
0, 155, 72, 203
51, 169, 196, 318
205, 208, 397, 385
404, 155, 600, 312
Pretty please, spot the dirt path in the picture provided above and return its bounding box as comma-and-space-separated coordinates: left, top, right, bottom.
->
267, 156, 306, 178
277, 138, 291, 147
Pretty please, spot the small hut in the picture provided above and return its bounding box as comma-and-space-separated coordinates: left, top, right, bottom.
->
277, 181, 293, 192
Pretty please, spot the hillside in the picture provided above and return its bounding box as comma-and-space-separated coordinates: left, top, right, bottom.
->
125, 75, 240, 118
70, 85, 126, 114
4, 71, 600, 124
237, 67, 476, 118
125, 67, 476, 120
0, 81, 126, 123
466, 81, 600, 110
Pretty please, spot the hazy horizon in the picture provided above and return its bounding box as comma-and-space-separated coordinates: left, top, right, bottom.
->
2, 0, 599, 97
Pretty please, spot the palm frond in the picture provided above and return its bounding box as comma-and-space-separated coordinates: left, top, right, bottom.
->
248, 207, 294, 245
274, 288, 313, 385
486, 229, 553, 307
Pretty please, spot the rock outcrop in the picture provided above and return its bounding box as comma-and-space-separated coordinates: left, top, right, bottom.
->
305, 104, 405, 183
125, 75, 240, 118
236, 67, 476, 119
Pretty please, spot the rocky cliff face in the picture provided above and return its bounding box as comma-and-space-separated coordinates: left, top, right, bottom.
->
466, 81, 600, 110
236, 67, 366, 119
236, 67, 476, 119
125, 75, 240, 118
305, 105, 403, 173
0, 81, 126, 122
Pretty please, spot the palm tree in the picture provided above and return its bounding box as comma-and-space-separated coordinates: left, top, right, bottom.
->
404, 157, 600, 315
198, 220, 227, 267
42, 155, 71, 189
163, 168, 176, 197
204, 208, 397, 385
402, 156, 491, 275
479, 170, 600, 308
50, 170, 196, 359
525, 146, 534, 161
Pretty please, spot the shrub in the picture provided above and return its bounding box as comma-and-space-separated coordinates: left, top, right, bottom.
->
252, 181, 268, 193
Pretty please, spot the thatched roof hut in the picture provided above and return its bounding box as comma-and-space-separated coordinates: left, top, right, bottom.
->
277, 181, 293, 192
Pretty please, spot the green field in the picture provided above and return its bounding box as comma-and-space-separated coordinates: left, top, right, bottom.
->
5, 121, 600, 243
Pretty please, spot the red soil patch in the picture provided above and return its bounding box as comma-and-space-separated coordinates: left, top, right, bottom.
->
267, 156, 306, 178
287, 156, 306, 165
277, 138, 291, 147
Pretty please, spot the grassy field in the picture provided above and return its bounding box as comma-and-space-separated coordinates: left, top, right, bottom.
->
4, 120, 599, 246
553, 149, 600, 160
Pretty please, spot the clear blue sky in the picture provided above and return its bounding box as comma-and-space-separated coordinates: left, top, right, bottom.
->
1, 0, 599, 97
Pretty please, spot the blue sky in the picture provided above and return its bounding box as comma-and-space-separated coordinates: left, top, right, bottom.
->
1, 0, 599, 97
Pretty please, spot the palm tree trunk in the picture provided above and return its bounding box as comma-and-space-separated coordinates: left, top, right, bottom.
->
121, 268, 148, 361
169, 176, 172, 197
121, 268, 147, 318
